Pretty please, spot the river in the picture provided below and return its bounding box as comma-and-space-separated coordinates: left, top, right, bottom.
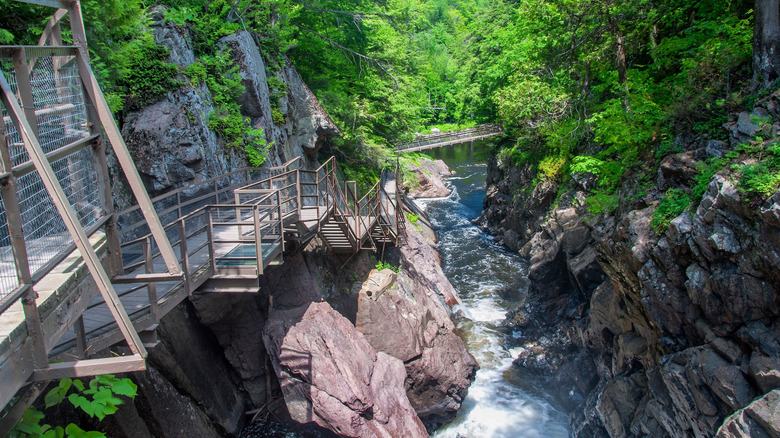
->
418, 142, 570, 438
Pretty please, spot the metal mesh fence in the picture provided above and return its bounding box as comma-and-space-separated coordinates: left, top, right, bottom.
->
0, 51, 103, 304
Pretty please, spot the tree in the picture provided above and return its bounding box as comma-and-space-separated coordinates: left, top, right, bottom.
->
753, 0, 780, 89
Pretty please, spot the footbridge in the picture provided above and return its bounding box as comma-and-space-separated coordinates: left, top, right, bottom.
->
0, 1, 403, 430
396, 123, 503, 153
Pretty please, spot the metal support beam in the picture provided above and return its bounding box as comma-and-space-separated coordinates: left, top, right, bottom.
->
0, 381, 48, 437
0, 67, 147, 358
71, 36, 181, 277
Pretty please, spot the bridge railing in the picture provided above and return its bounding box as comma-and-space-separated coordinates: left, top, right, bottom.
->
396, 123, 502, 151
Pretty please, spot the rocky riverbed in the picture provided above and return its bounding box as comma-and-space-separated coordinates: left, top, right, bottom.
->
479, 93, 780, 437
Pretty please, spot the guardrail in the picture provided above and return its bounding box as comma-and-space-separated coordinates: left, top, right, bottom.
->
396, 123, 503, 152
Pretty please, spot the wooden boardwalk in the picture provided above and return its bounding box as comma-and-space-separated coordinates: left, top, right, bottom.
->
396, 124, 503, 152
0, 4, 406, 427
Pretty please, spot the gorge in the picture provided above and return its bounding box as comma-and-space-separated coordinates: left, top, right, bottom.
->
2, 0, 780, 437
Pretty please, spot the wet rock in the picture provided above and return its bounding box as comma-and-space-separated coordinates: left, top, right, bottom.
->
218, 31, 273, 121
263, 302, 428, 438
595, 373, 648, 438
750, 353, 780, 394
706, 140, 727, 158
398, 216, 462, 307
149, 7, 196, 68
125, 366, 222, 438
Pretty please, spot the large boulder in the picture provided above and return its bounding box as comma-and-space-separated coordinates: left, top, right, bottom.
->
354, 267, 477, 429
263, 302, 428, 438
407, 158, 453, 199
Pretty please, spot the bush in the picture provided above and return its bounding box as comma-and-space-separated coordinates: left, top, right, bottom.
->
114, 34, 182, 110
375, 260, 400, 273
538, 156, 567, 180
651, 188, 693, 234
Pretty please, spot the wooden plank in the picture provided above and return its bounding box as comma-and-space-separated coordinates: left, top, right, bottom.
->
12, 0, 68, 9
0, 336, 36, 415
70, 19, 181, 276
0, 65, 147, 358
33, 354, 146, 381
143, 238, 159, 322
112, 272, 184, 284
37, 9, 68, 46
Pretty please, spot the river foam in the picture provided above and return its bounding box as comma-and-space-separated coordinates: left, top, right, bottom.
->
418, 145, 569, 438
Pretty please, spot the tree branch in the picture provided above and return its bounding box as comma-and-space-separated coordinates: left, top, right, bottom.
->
293, 22, 400, 86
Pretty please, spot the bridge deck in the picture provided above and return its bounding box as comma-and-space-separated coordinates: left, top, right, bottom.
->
396, 124, 503, 152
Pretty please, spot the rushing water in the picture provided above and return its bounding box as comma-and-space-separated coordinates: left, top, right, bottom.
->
418, 143, 570, 438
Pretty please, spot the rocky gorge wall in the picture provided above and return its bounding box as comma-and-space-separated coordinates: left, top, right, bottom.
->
110, 6, 339, 209
79, 11, 475, 437
480, 95, 780, 437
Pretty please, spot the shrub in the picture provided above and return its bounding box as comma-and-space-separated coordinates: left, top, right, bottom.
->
114, 34, 182, 110
651, 188, 693, 234
538, 156, 567, 180
10, 375, 137, 438
375, 260, 400, 273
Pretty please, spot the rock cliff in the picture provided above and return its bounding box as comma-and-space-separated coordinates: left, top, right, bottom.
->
112, 7, 338, 208
480, 95, 780, 436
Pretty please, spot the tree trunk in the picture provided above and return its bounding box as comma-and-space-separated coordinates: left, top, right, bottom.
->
616, 30, 627, 84
753, 0, 780, 90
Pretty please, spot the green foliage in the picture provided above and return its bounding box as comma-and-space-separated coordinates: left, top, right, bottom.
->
113, 35, 182, 110
405, 212, 421, 231
184, 62, 208, 85
538, 156, 567, 181
584, 191, 620, 217
10, 375, 137, 438
693, 157, 728, 200
733, 142, 780, 198
163, 7, 197, 26
651, 189, 693, 234
375, 260, 400, 273
271, 107, 286, 125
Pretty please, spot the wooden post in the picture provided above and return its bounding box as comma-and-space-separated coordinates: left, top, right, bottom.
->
74, 316, 87, 359
277, 190, 283, 253
207, 207, 216, 274
253, 206, 263, 276
177, 220, 191, 295
143, 237, 159, 323
87, 120, 122, 275
0, 124, 45, 367
70, 8, 181, 276
0, 66, 147, 358
296, 167, 301, 220
13, 48, 39, 139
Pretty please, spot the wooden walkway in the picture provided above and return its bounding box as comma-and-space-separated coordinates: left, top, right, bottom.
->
396, 124, 503, 152
0, 2, 405, 428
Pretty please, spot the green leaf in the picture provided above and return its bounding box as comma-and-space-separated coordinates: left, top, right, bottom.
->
45, 387, 64, 409
110, 379, 137, 398
68, 393, 95, 417
72, 379, 85, 392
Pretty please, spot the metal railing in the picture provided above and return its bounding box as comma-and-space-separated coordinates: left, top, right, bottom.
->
396, 123, 503, 152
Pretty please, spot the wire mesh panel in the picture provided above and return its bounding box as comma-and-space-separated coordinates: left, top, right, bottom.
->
0, 48, 105, 300
0, 192, 20, 301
